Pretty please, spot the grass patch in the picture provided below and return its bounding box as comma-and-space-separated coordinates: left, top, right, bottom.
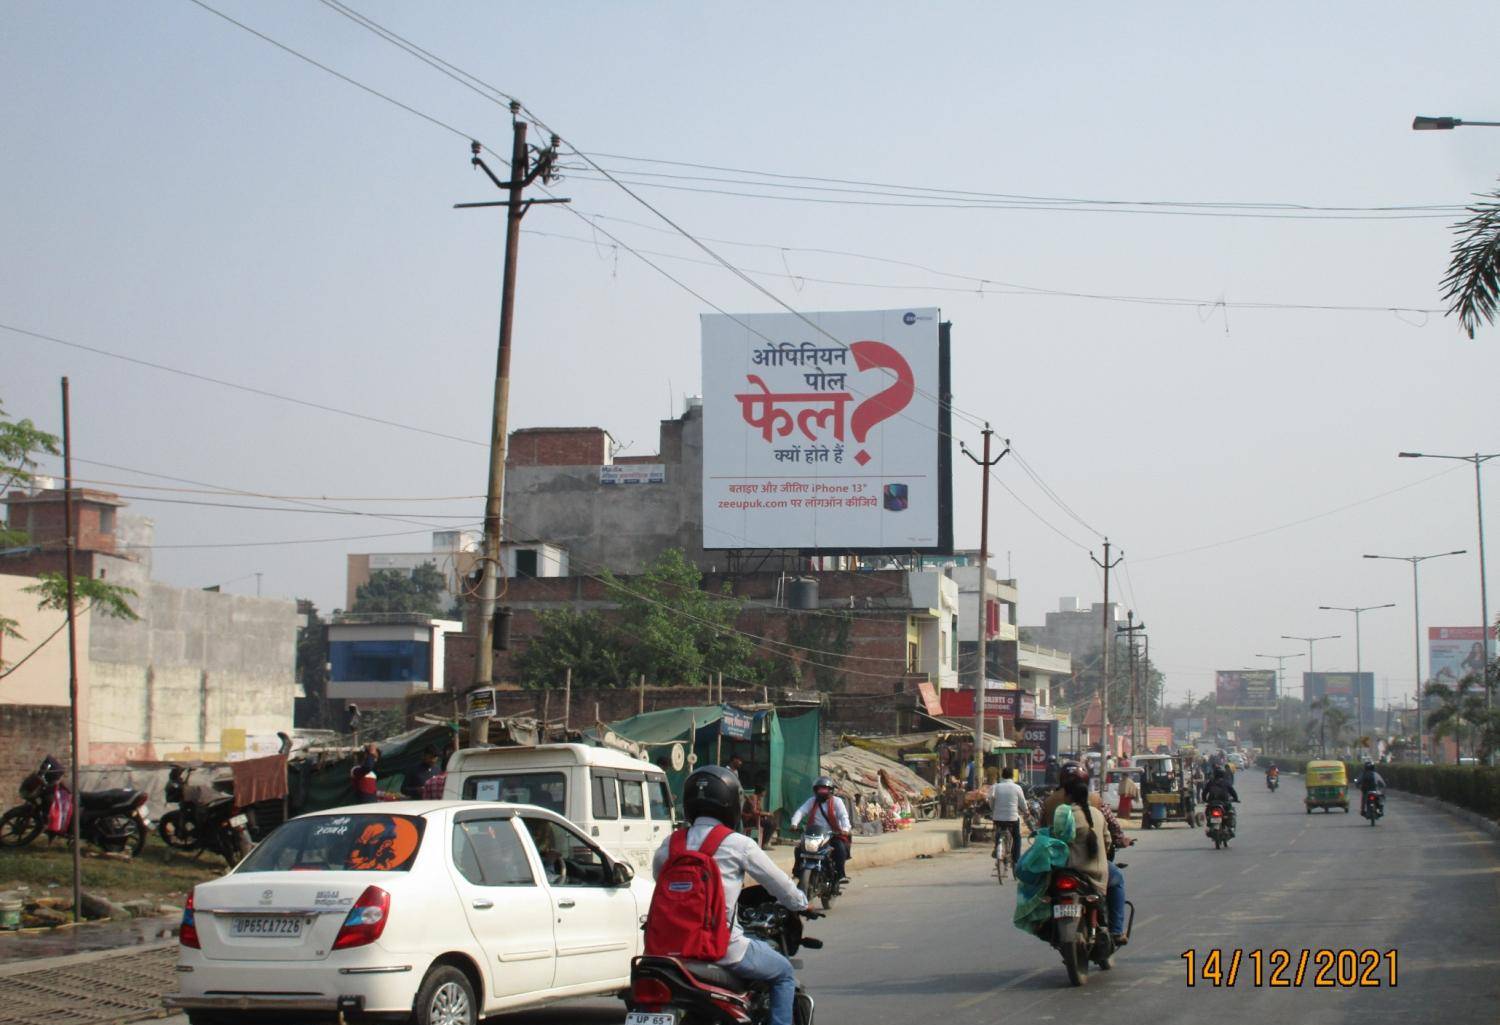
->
0, 841, 227, 905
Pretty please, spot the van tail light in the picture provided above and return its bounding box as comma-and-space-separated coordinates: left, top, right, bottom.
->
1053, 875, 1079, 893
180, 890, 200, 949
631, 976, 673, 1009
332, 886, 391, 950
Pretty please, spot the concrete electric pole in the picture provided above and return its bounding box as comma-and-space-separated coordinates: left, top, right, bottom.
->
1091, 540, 1124, 759
960, 426, 1009, 787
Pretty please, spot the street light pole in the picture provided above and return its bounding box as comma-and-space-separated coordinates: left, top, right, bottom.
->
1412, 115, 1500, 130
1254, 652, 1304, 750
1365, 550, 1466, 763
1280, 633, 1341, 674
1399, 452, 1499, 722
1318, 604, 1397, 737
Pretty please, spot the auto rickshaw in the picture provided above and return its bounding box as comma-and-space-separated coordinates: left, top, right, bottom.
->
1137, 753, 1200, 828
1304, 759, 1349, 813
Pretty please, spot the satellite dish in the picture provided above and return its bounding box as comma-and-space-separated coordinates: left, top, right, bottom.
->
670, 743, 686, 772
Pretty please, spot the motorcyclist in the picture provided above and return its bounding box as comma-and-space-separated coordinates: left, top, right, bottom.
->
1042, 762, 1131, 946
1200, 766, 1240, 832
652, 766, 808, 1025
1265, 762, 1279, 788
790, 776, 851, 883
1357, 761, 1386, 814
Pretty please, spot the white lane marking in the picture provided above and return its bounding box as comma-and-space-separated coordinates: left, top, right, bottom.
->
1195, 882, 1223, 899
1240, 863, 1261, 876
952, 966, 1052, 1009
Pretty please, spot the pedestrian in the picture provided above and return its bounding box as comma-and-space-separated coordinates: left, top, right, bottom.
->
351, 742, 381, 803
1117, 770, 1139, 818
402, 747, 440, 799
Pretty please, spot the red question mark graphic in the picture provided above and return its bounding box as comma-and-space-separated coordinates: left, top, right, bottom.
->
848, 340, 915, 466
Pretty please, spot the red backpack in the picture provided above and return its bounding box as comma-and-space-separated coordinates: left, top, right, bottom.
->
644, 825, 733, 960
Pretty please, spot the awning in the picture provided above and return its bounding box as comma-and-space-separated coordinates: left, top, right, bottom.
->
917, 714, 1013, 752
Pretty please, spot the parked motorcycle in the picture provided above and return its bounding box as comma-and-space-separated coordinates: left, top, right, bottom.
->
792, 831, 841, 910
0, 755, 149, 855
1361, 790, 1384, 826
158, 765, 255, 867
626, 889, 820, 1024
1039, 864, 1134, 987
1205, 800, 1234, 850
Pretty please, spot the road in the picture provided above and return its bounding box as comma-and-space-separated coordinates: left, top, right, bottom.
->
475, 780, 1500, 1025
137, 783, 1499, 1025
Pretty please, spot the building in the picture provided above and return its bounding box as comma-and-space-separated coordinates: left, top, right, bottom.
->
1, 486, 297, 794
345, 530, 481, 613
1023, 596, 1125, 662
326, 613, 464, 703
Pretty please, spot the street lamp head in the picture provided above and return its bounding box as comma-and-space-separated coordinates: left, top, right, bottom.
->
1412, 115, 1460, 131
1398, 452, 1423, 459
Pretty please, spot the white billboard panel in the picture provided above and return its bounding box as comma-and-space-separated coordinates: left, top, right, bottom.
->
701, 308, 947, 551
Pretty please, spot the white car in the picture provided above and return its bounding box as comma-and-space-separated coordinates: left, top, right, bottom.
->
169, 800, 650, 1025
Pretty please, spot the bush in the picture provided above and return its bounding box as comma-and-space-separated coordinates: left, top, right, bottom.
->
1255, 756, 1500, 822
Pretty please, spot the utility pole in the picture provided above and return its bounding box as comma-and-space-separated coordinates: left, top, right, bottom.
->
1117, 612, 1145, 756
960, 426, 1009, 788
458, 104, 567, 745
1091, 540, 1124, 759
60, 378, 82, 924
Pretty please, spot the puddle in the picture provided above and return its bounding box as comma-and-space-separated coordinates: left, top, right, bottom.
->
0, 914, 178, 965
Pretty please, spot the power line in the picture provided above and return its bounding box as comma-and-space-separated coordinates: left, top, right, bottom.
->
4, 322, 488, 448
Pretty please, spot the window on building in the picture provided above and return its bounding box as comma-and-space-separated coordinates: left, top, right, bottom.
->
98, 507, 115, 535
329, 639, 431, 683
907, 641, 919, 674
515, 548, 539, 579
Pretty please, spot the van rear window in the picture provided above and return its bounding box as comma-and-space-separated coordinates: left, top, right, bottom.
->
238, 814, 425, 873
462, 772, 567, 815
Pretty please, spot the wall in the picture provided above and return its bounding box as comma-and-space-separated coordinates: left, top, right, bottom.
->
87, 582, 297, 760
1028, 601, 1123, 660
0, 573, 91, 708
504, 409, 707, 575
507, 427, 614, 468
0, 705, 71, 808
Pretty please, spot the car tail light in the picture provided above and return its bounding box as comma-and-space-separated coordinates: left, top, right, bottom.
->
631, 977, 672, 1009
180, 890, 200, 949
1054, 875, 1079, 892
332, 886, 391, 950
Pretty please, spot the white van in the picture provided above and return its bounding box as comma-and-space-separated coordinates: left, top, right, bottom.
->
442, 744, 676, 872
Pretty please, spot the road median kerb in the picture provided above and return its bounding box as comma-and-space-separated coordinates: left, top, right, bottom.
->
769, 819, 963, 874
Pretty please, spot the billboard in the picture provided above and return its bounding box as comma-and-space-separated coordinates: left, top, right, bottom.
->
1303, 672, 1375, 722
1215, 669, 1277, 710
1428, 626, 1495, 687
701, 308, 952, 553
1018, 719, 1057, 770
940, 689, 1035, 721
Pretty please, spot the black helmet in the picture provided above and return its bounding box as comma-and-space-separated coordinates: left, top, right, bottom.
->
1058, 761, 1089, 787
684, 765, 741, 828
1363, 761, 1375, 771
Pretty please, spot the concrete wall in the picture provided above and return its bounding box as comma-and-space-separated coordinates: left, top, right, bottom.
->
1026, 600, 1123, 660
504, 409, 707, 575
0, 704, 71, 809
87, 582, 297, 761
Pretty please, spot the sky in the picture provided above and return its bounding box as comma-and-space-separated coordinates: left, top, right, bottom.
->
5, 1, 1500, 708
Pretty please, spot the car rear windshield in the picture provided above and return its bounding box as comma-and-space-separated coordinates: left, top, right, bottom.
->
237, 814, 426, 873
461, 771, 567, 815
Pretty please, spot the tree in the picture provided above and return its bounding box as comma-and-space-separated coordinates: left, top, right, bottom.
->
351, 562, 447, 617
1425, 670, 1494, 762
1, 399, 137, 670
296, 602, 329, 702
514, 609, 629, 689
1441, 181, 1500, 338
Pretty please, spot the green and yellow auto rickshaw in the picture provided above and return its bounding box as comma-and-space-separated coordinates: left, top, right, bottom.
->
1304, 759, 1349, 813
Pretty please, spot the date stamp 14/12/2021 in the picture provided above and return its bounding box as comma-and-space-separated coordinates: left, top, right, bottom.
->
1181, 949, 1397, 988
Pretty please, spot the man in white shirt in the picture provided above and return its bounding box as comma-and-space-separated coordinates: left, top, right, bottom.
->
988, 767, 1030, 875
789, 775, 852, 882
653, 766, 808, 1025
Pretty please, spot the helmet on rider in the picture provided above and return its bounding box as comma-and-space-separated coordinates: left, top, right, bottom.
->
683, 765, 742, 829
813, 775, 835, 799
1058, 761, 1089, 788
1363, 761, 1375, 772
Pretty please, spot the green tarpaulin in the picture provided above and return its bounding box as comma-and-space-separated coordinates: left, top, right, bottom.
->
297, 724, 456, 814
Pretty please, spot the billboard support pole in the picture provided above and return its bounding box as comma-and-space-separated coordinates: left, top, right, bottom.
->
959, 426, 1008, 787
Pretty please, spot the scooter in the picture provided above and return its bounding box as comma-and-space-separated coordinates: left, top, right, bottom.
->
1205, 801, 1234, 849
792, 831, 841, 910
0, 755, 149, 855
1266, 775, 1279, 792
1039, 864, 1134, 987
1361, 790, 1385, 826
626, 889, 820, 1024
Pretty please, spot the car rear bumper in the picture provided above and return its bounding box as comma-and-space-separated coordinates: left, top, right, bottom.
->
171, 958, 420, 1015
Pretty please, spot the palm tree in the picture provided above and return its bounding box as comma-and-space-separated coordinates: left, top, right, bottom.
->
1306, 696, 1334, 757
1425, 677, 1485, 762
1323, 708, 1352, 757
1442, 182, 1500, 338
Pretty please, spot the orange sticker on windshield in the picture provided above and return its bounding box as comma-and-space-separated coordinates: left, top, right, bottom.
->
345, 816, 421, 870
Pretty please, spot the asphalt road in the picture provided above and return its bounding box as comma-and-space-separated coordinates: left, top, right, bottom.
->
488, 779, 1500, 1025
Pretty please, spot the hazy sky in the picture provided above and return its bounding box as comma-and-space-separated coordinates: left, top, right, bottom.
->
6, 1, 1500, 706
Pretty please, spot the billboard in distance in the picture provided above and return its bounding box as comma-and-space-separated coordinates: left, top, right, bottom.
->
1215, 669, 1277, 710
701, 308, 952, 553
1303, 672, 1375, 723
1428, 626, 1495, 687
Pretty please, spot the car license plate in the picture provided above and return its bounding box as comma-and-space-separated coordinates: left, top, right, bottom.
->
625, 1014, 678, 1025
229, 814, 248, 827
231, 916, 304, 938
1052, 904, 1082, 918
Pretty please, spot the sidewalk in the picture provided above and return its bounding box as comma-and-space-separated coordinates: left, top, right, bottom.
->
0, 942, 177, 1025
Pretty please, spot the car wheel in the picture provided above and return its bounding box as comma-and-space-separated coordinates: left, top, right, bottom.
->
414, 965, 476, 1025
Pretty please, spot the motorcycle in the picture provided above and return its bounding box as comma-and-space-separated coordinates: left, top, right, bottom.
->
158, 765, 255, 867
792, 831, 841, 910
1039, 864, 1133, 987
0, 755, 149, 855
1205, 801, 1234, 850
1361, 790, 1385, 826
626, 888, 820, 1024
1266, 775, 1279, 792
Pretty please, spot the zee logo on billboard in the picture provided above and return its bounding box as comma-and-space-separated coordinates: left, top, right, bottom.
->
902, 312, 916, 325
